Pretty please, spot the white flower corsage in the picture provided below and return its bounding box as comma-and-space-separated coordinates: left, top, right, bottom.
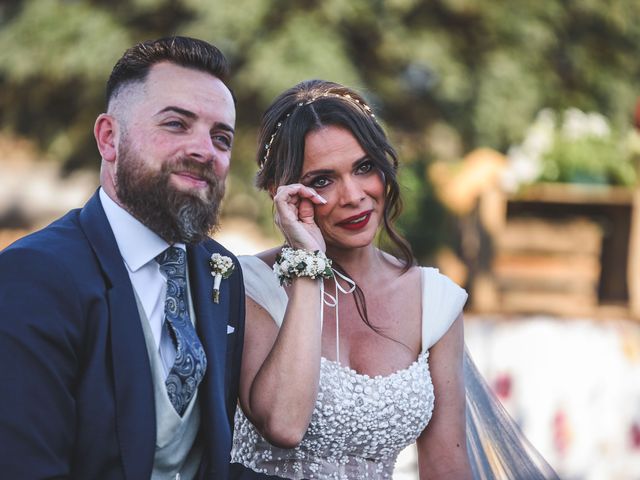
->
209, 253, 235, 303
273, 247, 333, 286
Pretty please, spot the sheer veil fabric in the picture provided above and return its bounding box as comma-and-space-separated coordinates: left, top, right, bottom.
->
464, 350, 560, 479
236, 255, 559, 479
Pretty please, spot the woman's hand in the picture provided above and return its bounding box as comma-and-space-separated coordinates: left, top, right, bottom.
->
273, 183, 327, 252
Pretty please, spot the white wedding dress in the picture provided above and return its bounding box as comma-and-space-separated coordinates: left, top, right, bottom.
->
230, 256, 467, 479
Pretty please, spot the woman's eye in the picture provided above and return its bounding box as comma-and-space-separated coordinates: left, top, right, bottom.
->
312, 177, 330, 188
356, 161, 373, 174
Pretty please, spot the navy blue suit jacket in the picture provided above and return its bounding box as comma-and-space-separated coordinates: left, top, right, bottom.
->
0, 191, 245, 479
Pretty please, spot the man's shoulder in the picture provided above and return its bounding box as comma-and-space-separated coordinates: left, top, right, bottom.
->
0, 208, 98, 275
2, 209, 84, 255
198, 237, 238, 261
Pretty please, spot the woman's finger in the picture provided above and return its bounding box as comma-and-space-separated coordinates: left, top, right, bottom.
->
297, 198, 316, 224
274, 184, 327, 206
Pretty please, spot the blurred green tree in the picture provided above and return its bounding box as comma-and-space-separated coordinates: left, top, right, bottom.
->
1, 0, 639, 261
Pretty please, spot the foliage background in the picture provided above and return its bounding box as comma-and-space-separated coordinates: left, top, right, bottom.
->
1, 0, 640, 262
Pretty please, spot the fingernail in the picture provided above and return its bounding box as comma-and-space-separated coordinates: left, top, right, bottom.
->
316, 193, 327, 204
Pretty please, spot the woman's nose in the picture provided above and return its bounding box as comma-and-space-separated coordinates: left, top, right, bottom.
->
339, 177, 366, 206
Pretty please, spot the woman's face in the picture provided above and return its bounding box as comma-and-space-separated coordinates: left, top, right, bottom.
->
299, 125, 385, 251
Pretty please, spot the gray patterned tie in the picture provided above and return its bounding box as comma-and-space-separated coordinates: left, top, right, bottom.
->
156, 246, 207, 416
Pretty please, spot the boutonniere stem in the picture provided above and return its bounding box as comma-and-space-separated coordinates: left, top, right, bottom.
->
209, 253, 235, 303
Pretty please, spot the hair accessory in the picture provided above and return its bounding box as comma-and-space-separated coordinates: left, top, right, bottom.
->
260, 91, 377, 169
303, 92, 376, 119
263, 113, 290, 167
273, 247, 334, 286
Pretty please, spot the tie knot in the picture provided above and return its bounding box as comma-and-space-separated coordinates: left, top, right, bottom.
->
156, 246, 186, 278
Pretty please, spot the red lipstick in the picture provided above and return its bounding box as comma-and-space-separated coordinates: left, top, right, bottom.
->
336, 210, 373, 230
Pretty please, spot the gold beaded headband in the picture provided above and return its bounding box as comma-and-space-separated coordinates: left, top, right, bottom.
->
260, 92, 377, 169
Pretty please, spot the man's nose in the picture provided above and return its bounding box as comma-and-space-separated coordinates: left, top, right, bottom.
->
187, 131, 216, 163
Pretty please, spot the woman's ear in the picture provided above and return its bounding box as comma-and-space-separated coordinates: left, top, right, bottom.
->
94, 113, 118, 163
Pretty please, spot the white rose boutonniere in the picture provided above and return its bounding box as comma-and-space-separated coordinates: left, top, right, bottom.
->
209, 253, 235, 303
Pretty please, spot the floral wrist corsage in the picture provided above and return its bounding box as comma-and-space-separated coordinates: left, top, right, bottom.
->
273, 247, 334, 286
209, 253, 235, 303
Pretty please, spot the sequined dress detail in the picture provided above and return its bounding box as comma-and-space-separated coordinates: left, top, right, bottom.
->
231, 256, 467, 479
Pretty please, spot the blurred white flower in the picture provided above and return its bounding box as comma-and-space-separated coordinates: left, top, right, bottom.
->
501, 109, 555, 192
561, 108, 611, 140
502, 107, 634, 190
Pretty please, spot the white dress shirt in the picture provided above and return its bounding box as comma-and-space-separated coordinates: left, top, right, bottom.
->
100, 188, 185, 376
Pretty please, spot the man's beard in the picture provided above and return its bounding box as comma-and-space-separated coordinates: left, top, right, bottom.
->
115, 142, 225, 245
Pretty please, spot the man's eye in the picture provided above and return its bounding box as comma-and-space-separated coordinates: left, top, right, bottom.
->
213, 135, 232, 149
164, 120, 185, 129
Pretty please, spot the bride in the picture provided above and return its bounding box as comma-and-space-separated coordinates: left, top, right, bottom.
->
229, 79, 557, 479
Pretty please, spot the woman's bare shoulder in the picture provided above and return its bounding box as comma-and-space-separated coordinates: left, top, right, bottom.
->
254, 246, 283, 267
378, 250, 421, 278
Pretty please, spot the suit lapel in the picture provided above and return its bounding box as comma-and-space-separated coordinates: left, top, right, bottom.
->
79, 192, 155, 480
187, 243, 231, 469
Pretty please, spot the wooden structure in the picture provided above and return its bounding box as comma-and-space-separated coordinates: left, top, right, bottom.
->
474, 183, 640, 318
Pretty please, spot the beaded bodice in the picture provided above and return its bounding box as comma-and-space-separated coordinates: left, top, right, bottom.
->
232, 256, 468, 479
231, 352, 434, 479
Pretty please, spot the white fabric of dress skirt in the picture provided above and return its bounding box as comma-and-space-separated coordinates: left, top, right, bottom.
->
230, 256, 467, 479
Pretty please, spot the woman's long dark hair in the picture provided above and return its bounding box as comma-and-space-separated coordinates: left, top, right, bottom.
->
256, 79, 415, 339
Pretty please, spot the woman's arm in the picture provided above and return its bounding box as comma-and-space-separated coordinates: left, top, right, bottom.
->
238, 183, 328, 448
416, 314, 472, 479
238, 276, 323, 448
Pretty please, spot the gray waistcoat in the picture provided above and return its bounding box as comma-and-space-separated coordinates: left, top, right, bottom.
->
134, 292, 203, 480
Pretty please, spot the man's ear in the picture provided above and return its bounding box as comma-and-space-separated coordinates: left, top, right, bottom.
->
94, 113, 118, 163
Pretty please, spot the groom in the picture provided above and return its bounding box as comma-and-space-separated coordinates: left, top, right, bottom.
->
0, 37, 244, 479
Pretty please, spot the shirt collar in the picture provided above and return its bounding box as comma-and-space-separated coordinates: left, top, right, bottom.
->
99, 188, 185, 272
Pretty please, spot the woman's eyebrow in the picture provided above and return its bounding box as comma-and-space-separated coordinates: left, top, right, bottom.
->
300, 155, 369, 180
300, 168, 334, 181
352, 154, 369, 165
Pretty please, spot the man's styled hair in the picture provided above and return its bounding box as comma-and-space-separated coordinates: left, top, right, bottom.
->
106, 36, 230, 108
